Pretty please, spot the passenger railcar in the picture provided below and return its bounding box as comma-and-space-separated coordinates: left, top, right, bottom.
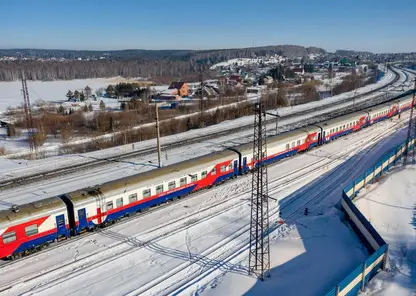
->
66, 149, 239, 233
320, 112, 367, 142
0, 198, 69, 259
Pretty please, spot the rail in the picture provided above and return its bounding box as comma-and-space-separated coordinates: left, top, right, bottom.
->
0, 67, 409, 190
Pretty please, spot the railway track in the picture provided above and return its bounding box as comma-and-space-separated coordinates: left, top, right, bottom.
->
0, 66, 408, 191
133, 115, 409, 296
1, 111, 408, 295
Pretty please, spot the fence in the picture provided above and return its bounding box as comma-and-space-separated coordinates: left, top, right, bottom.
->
324, 136, 415, 296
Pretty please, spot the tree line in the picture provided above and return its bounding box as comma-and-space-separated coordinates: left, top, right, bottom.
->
0, 60, 210, 81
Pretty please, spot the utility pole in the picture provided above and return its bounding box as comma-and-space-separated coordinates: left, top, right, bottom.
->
199, 68, 205, 128
413, 112, 416, 164
403, 78, 416, 166
249, 102, 271, 281
21, 72, 37, 154
275, 110, 280, 135
155, 103, 161, 168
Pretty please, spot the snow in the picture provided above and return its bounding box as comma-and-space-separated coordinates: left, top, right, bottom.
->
0, 77, 136, 114
355, 166, 416, 296
0, 107, 412, 295
209, 56, 285, 70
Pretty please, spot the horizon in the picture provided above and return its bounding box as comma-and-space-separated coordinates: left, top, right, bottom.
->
0, 0, 415, 53
0, 45, 411, 55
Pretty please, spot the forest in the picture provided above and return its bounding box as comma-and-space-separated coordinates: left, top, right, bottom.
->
0, 45, 325, 81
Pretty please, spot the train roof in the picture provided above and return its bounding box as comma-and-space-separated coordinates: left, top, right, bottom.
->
364, 102, 392, 113
67, 149, 237, 204
236, 127, 318, 154
0, 196, 65, 225
320, 111, 368, 128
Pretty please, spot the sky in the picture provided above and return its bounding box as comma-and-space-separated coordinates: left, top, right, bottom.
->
0, 0, 415, 53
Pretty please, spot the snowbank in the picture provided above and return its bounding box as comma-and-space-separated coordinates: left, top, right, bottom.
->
355, 167, 416, 296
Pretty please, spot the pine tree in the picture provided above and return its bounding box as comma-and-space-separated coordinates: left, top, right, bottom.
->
74, 90, 80, 100
57, 105, 64, 114
84, 85, 92, 99
99, 100, 106, 111
66, 90, 73, 101
88, 103, 93, 112
80, 91, 85, 102
106, 85, 115, 97
83, 104, 88, 112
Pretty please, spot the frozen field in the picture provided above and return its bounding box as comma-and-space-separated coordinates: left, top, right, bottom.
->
355, 166, 416, 296
0, 77, 168, 114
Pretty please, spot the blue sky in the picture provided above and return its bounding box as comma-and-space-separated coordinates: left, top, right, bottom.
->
0, 0, 415, 53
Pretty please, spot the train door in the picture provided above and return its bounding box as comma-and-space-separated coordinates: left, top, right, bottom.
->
233, 160, 238, 176
317, 133, 321, 146
56, 214, 67, 236
243, 157, 247, 172
78, 208, 88, 230
322, 131, 326, 144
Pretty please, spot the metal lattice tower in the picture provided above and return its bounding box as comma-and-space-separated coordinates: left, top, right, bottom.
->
21, 73, 37, 152
249, 102, 270, 281
403, 78, 416, 166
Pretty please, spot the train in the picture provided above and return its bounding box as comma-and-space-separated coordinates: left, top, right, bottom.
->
0, 96, 414, 260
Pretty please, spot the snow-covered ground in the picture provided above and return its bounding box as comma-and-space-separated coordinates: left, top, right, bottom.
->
355, 167, 416, 296
0, 107, 411, 296
209, 55, 285, 70
0, 77, 128, 113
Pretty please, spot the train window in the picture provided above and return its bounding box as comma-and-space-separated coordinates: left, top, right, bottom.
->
116, 198, 124, 208
297, 140, 300, 146
191, 174, 198, 182
129, 193, 138, 203
228, 163, 233, 170
156, 185, 164, 194
2, 231, 16, 243
211, 168, 217, 176
142, 189, 151, 198
286, 144, 290, 150
180, 177, 187, 186
25, 224, 38, 237
343, 125, 345, 130
201, 171, 208, 179
168, 181, 176, 190
106, 201, 114, 210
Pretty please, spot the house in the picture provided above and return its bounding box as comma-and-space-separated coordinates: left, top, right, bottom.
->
152, 88, 181, 101
228, 75, 243, 86
263, 75, 274, 85
168, 81, 189, 97
193, 85, 219, 98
